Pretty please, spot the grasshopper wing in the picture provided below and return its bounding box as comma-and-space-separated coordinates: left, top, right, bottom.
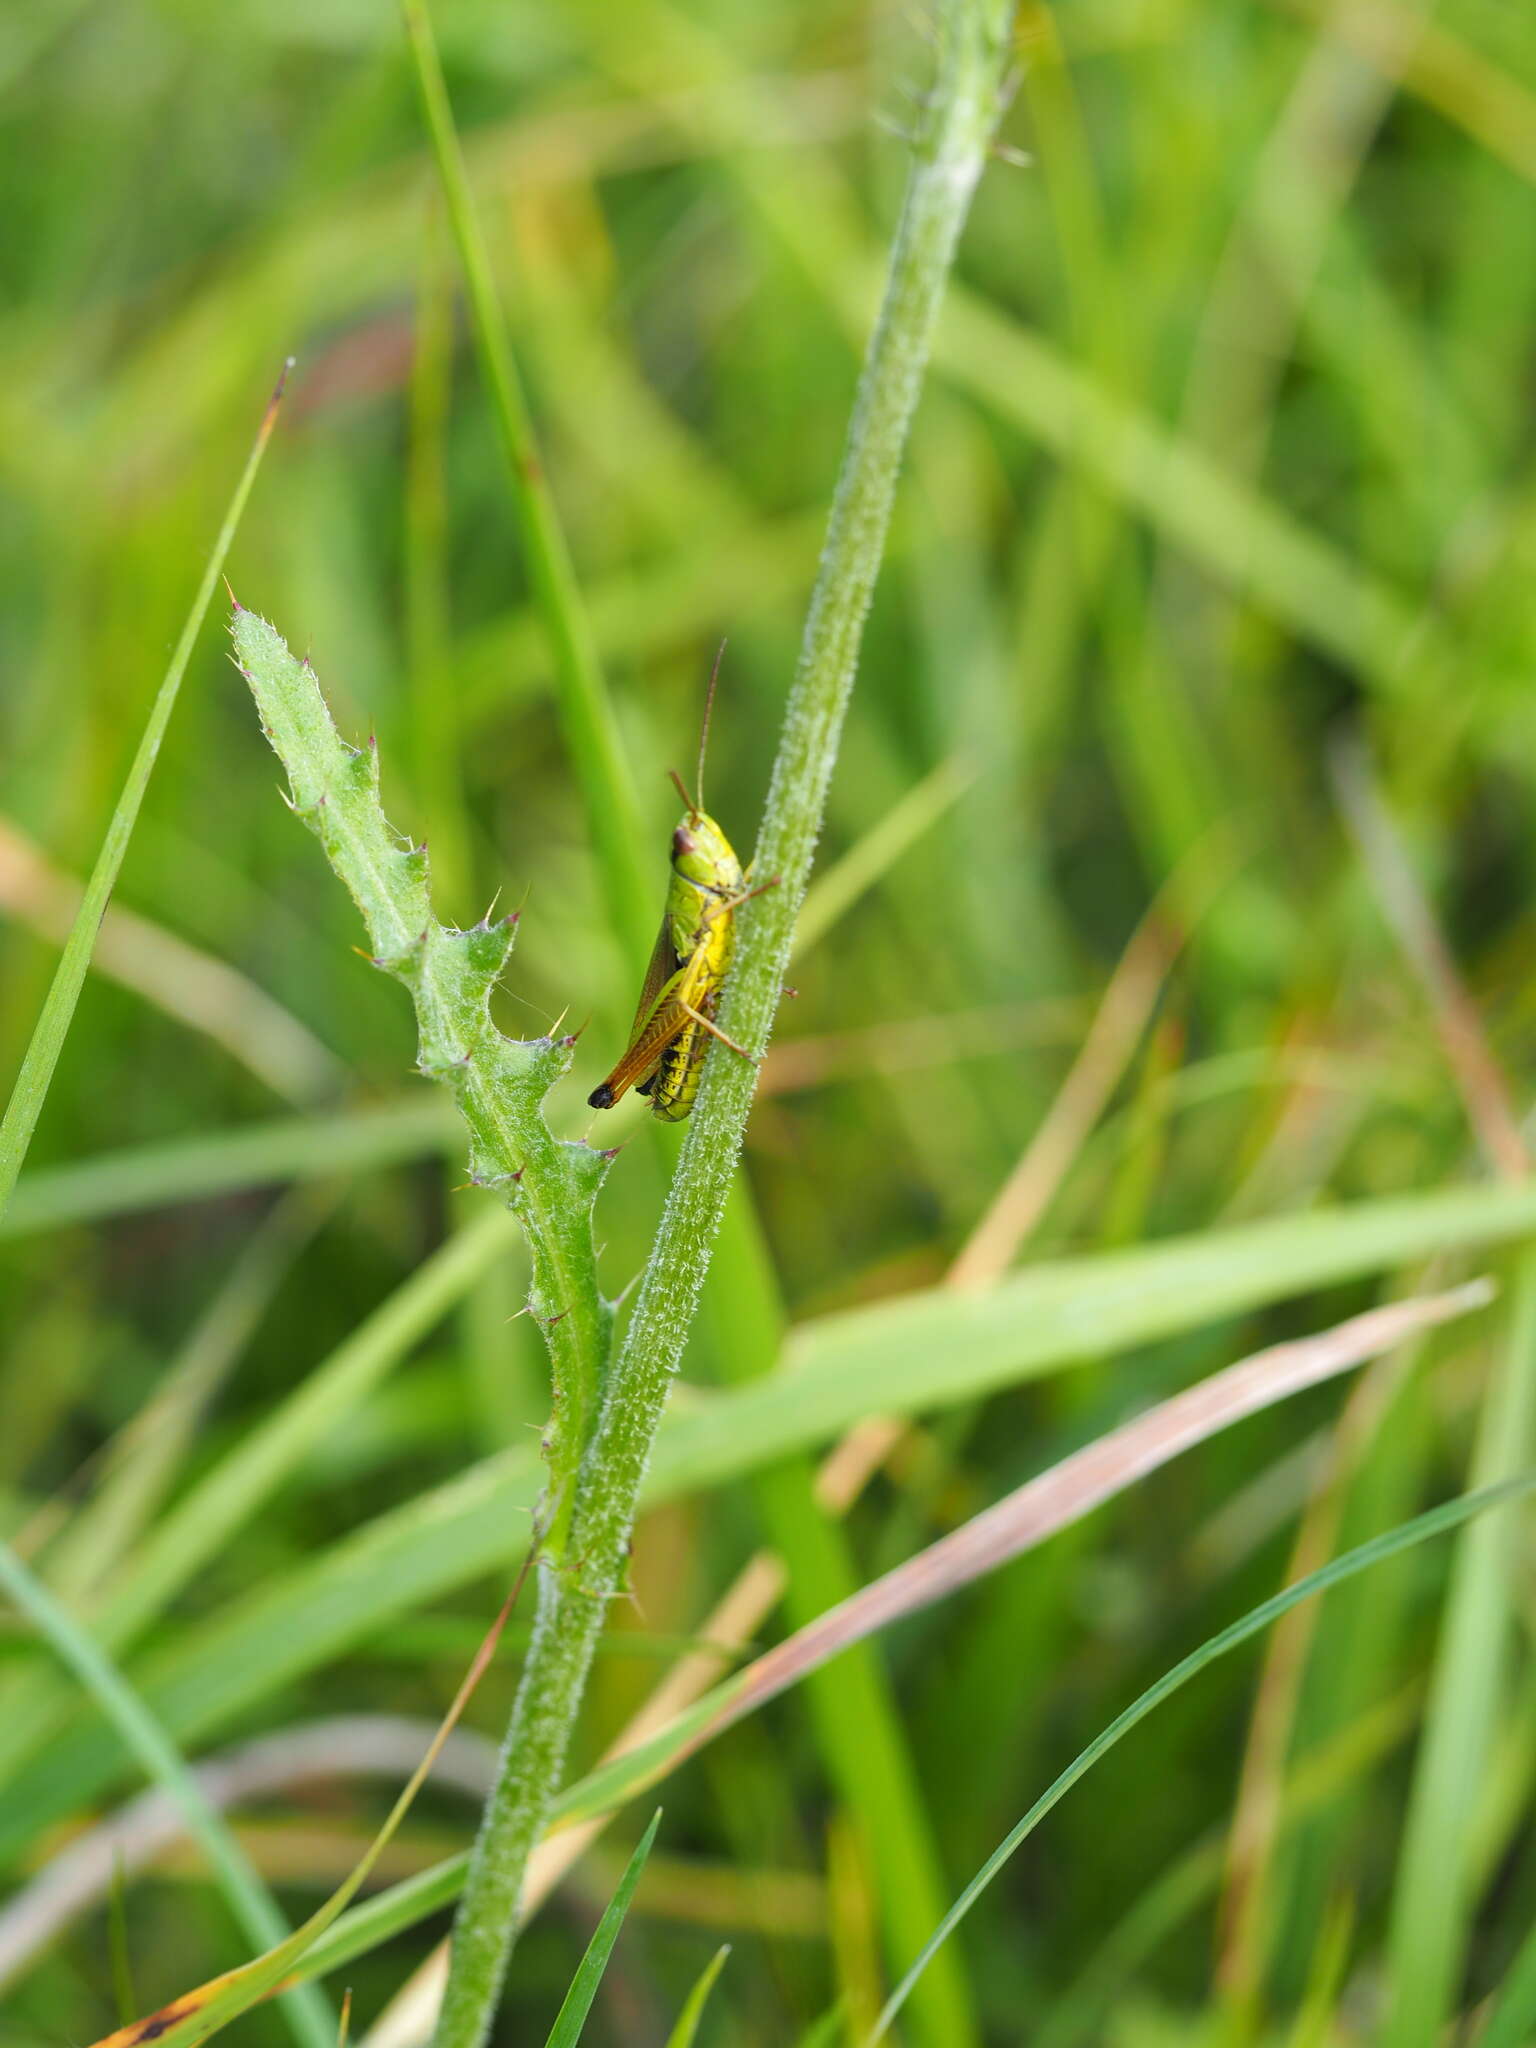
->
588, 920, 687, 1110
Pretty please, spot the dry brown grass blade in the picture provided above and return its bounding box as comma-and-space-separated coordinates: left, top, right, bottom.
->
1214, 1344, 1416, 2003
1280, 0, 1536, 187
1330, 733, 1526, 1179
696, 1284, 1491, 1736
757, 998, 1082, 1096
86, 1581, 522, 2048
948, 905, 1178, 1288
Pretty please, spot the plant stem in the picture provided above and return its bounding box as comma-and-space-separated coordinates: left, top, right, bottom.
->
432, 6, 1017, 2040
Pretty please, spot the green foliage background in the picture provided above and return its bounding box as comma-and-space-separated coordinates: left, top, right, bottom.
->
3, 0, 1536, 2042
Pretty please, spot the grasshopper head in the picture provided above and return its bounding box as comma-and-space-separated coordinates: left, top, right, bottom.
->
671, 808, 743, 894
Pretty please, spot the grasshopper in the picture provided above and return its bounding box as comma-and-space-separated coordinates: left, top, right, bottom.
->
588, 650, 773, 1122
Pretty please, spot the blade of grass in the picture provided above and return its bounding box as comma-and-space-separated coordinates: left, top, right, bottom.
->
399, 0, 650, 957
659, 1177, 1536, 1495
0, 1536, 334, 2048
37, 1185, 334, 1603
541, 1811, 661, 2048
1474, 1913, 1536, 2048
104, 1200, 519, 1650
80, 1593, 517, 2048
0, 1097, 456, 1240
0, 1202, 519, 1797
0, 363, 290, 1219
661, 1945, 730, 2048
1036, 1687, 1421, 2048
1328, 726, 1536, 2047
867, 1473, 1536, 2043
1380, 1255, 1536, 2046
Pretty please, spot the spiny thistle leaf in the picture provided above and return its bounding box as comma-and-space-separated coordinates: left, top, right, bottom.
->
231, 604, 613, 1536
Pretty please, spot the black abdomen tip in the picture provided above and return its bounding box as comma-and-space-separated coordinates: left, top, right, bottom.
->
588, 1083, 615, 1109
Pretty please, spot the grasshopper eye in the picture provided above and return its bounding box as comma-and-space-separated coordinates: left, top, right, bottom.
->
672, 824, 696, 858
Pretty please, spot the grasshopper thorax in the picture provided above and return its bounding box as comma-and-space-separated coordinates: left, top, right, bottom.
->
665, 805, 744, 964
671, 809, 743, 892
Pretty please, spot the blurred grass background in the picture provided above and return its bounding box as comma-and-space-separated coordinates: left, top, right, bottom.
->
3, 0, 1536, 2041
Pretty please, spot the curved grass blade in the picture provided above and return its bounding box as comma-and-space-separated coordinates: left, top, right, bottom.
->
0, 1536, 334, 2048
81, 1588, 516, 2048
866, 1474, 1536, 2043
542, 1810, 661, 2048
0, 363, 289, 1220
795, 2007, 850, 2048
662, 1944, 731, 2048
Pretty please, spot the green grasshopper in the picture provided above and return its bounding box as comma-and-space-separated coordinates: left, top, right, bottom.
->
588, 650, 773, 1122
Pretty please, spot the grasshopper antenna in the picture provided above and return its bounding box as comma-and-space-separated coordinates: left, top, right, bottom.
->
669, 639, 726, 820
697, 637, 725, 815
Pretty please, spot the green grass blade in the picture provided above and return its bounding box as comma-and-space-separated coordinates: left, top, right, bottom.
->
100, 1201, 519, 1649
541, 1810, 661, 2048
399, 0, 651, 957
1475, 1915, 1536, 2048
0, 1097, 455, 1239
660, 1177, 1536, 1494
0, 365, 288, 1220
0, 1535, 333, 2048
700, 1197, 980, 2048
662, 1943, 730, 2048
795, 2009, 851, 2048
0, 1206, 520, 1801
1380, 1251, 1536, 2044
40, 1186, 332, 1603
865, 1475, 1536, 2044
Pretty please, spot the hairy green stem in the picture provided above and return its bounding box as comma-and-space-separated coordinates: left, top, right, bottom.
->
433, 6, 1017, 2041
